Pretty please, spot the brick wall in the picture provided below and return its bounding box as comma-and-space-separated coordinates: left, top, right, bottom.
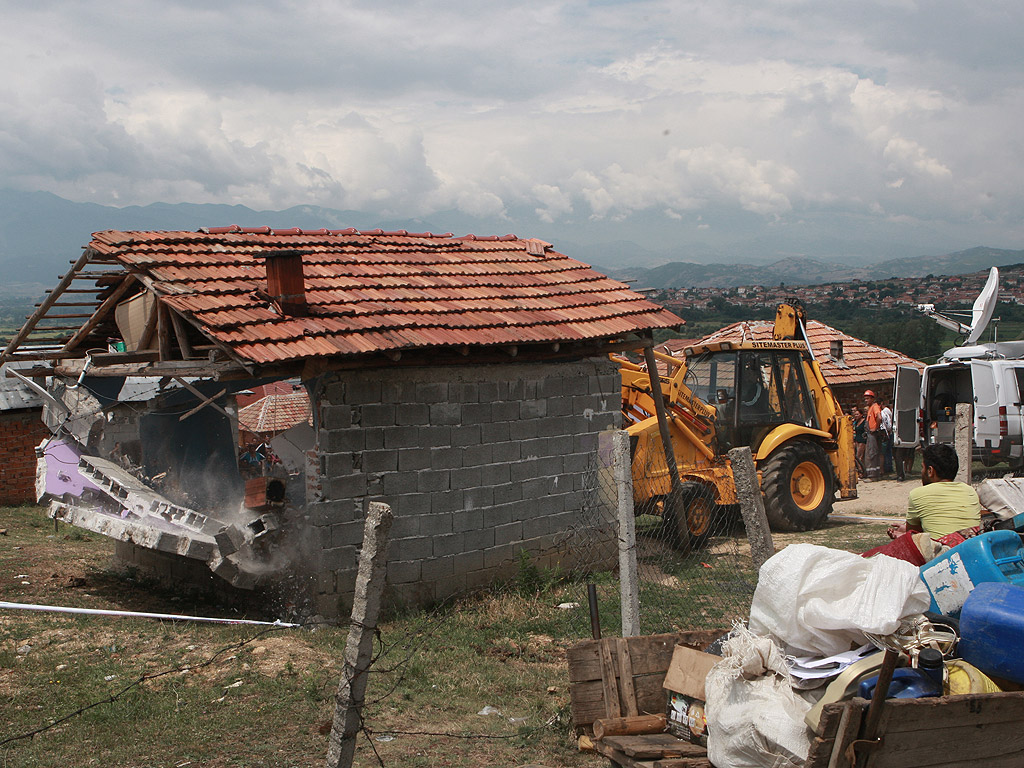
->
305, 358, 621, 617
0, 409, 48, 505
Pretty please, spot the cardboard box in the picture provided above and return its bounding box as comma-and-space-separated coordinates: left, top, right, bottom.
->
662, 644, 720, 746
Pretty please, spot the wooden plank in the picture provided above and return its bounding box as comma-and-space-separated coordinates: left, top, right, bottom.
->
652, 760, 713, 768
570, 675, 668, 726
618, 638, 640, 717
594, 714, 666, 741
603, 734, 706, 760
568, 630, 724, 682
868, 712, 1024, 768
600, 639, 622, 718
593, 738, 644, 768
157, 303, 172, 361
805, 701, 853, 767
60, 275, 136, 354
168, 309, 195, 359
876, 693, 1024, 734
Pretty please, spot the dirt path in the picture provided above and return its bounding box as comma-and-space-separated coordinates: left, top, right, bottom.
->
833, 478, 914, 518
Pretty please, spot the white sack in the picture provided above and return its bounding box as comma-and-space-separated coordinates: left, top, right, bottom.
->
748, 543, 931, 656
978, 478, 1024, 521
705, 627, 812, 768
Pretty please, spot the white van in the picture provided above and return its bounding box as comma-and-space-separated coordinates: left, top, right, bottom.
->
894, 268, 1024, 470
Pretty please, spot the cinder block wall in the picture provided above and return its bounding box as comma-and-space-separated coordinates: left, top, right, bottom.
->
0, 409, 49, 504
306, 357, 621, 617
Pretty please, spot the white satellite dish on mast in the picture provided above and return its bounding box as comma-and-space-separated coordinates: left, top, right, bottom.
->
916, 267, 999, 344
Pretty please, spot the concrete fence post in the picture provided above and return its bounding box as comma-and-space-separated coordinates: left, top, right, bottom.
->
955, 403, 972, 485
728, 446, 775, 571
614, 430, 640, 637
325, 501, 394, 768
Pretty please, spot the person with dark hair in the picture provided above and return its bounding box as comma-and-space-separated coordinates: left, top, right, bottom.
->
886, 444, 981, 540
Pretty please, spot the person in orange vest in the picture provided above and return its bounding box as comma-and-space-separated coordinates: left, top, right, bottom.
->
863, 390, 883, 481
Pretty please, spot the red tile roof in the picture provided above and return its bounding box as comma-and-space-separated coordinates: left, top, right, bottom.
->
86, 228, 682, 366
237, 391, 311, 434
690, 320, 924, 385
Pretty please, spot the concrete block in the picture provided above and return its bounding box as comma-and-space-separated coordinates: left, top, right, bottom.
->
491, 442, 521, 463
323, 452, 354, 476
362, 427, 385, 450
463, 527, 495, 551
362, 404, 397, 428
484, 543, 516, 570
478, 381, 500, 402
396, 403, 430, 426
493, 483, 523, 505
321, 404, 354, 430
454, 549, 484, 573
574, 433, 599, 453
433, 574, 468, 602
537, 415, 574, 438
430, 446, 462, 470
398, 447, 432, 472
393, 536, 433, 561
519, 399, 547, 419
316, 570, 336, 595
388, 560, 422, 584
346, 379, 382, 404
384, 427, 422, 449
451, 425, 482, 447
450, 382, 479, 403
214, 526, 245, 556
548, 435, 574, 456
429, 402, 461, 426
464, 485, 494, 510
510, 457, 547, 482
419, 511, 454, 536
430, 491, 464, 515
382, 472, 419, 495
416, 382, 448, 402
432, 533, 465, 558
321, 545, 357, 571
483, 504, 513, 528
538, 378, 563, 398
461, 402, 491, 424
509, 419, 538, 440
452, 508, 483, 532
389, 513, 420, 538
398, 493, 431, 516
521, 515, 550, 539
563, 376, 589, 397
490, 401, 520, 421
322, 428, 364, 452
480, 421, 510, 443
417, 470, 450, 493
481, 463, 511, 486
421, 556, 455, 582
522, 476, 556, 499
366, 473, 384, 495
466, 568, 497, 591
461, 444, 493, 467
420, 425, 453, 447
450, 466, 482, 490
494, 521, 524, 546
563, 452, 590, 473
363, 449, 398, 473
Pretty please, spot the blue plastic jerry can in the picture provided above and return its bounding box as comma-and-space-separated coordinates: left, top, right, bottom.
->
961, 582, 1024, 685
919, 529, 1024, 618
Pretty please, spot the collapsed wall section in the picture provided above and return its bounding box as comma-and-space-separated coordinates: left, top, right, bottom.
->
307, 358, 621, 617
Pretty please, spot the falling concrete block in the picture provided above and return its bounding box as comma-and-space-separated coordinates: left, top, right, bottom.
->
214, 525, 246, 556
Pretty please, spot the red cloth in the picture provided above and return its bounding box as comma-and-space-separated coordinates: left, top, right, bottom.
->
861, 531, 928, 566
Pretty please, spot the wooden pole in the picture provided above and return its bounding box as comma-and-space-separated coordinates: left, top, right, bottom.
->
325, 501, 394, 768
641, 343, 689, 549
593, 714, 667, 741
614, 430, 640, 637
728, 446, 775, 570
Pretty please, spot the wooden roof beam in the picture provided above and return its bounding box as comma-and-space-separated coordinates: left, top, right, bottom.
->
60, 275, 137, 356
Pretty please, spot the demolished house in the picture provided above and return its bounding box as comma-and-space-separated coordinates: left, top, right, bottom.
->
1, 227, 681, 617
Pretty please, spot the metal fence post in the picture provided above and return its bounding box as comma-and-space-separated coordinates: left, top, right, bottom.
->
614, 430, 640, 637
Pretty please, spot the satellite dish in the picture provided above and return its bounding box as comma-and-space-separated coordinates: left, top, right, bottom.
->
967, 267, 999, 344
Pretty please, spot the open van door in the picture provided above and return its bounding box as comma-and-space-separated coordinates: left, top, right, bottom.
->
971, 360, 999, 457
894, 365, 921, 448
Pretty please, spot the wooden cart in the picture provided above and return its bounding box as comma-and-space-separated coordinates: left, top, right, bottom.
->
568, 631, 1024, 768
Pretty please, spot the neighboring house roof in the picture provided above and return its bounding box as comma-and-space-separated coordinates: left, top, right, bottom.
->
0, 362, 43, 411
237, 391, 311, 434
690, 320, 924, 385
5, 228, 680, 373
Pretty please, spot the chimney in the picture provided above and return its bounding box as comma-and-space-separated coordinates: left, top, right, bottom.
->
264, 249, 307, 317
830, 339, 844, 361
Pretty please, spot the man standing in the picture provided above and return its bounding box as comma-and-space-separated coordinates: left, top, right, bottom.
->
887, 444, 982, 540
863, 390, 883, 481
880, 397, 894, 476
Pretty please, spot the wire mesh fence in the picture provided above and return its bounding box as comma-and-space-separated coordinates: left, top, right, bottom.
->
543, 429, 759, 642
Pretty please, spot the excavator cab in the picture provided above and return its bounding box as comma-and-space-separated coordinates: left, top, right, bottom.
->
684, 347, 819, 455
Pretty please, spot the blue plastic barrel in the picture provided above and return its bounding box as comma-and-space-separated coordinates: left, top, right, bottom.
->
960, 582, 1024, 685
858, 668, 942, 700
919, 530, 1024, 617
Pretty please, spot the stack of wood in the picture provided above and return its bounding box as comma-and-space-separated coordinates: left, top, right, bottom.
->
568, 631, 722, 768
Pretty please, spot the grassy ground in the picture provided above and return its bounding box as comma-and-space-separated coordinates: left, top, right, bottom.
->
0, 504, 889, 767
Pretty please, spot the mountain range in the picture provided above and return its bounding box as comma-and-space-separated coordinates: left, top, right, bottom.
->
2, 189, 1022, 295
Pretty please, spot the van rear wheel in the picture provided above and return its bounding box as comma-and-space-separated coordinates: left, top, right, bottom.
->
761, 441, 835, 531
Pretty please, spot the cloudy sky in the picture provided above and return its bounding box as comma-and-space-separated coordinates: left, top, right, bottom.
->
2, 0, 1023, 262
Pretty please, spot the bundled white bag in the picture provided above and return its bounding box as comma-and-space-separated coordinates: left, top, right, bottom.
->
749, 543, 931, 656
705, 627, 812, 768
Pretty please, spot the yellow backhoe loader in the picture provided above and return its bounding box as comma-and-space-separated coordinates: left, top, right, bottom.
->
616, 302, 857, 548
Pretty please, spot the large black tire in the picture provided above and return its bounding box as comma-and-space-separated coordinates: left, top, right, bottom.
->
663, 482, 720, 552
761, 441, 835, 532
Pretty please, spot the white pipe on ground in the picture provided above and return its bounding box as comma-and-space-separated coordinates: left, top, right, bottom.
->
0, 600, 302, 628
